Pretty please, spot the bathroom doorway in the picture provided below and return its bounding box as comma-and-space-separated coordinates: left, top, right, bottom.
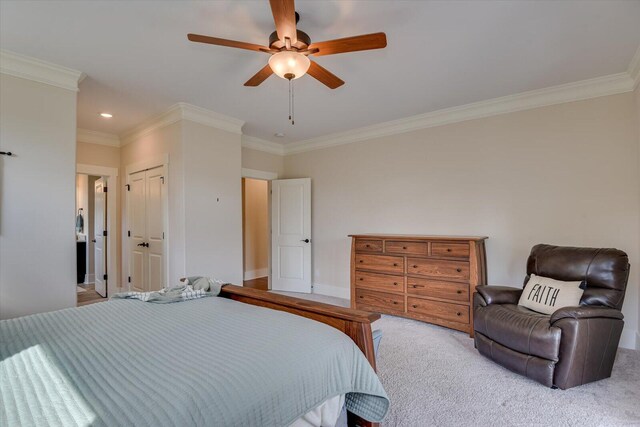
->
76, 173, 108, 304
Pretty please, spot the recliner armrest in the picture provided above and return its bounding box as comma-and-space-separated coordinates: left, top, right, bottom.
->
550, 306, 624, 324
476, 285, 523, 305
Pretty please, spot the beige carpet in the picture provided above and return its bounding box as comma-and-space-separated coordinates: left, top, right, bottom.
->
275, 291, 640, 427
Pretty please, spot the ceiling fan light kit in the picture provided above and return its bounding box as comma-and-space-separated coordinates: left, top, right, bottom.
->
187, 0, 387, 125
268, 51, 310, 80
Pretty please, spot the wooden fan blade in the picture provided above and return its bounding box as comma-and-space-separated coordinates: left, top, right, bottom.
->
309, 32, 387, 56
244, 64, 274, 87
307, 61, 344, 89
269, 0, 297, 44
187, 34, 271, 52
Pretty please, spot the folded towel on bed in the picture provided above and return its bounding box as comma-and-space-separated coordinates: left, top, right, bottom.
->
111, 276, 225, 303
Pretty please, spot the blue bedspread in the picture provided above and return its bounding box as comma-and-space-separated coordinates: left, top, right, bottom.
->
0, 297, 388, 426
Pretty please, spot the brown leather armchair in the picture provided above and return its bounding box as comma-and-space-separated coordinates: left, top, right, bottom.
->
473, 244, 630, 389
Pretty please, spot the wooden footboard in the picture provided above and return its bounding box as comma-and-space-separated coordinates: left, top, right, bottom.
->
219, 285, 381, 427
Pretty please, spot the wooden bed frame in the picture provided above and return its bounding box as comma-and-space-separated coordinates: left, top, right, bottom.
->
219, 285, 381, 427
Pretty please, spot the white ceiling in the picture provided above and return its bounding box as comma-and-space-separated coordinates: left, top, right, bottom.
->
1, 1, 639, 145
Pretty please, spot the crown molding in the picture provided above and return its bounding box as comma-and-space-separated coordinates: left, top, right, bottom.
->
241, 135, 285, 156
120, 102, 245, 146
120, 104, 182, 146
628, 45, 640, 90
77, 128, 121, 147
284, 71, 636, 155
0, 49, 85, 92
178, 102, 245, 135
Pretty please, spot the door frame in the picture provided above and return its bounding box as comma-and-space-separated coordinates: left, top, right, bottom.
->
125, 154, 169, 290
76, 164, 118, 299
241, 168, 278, 289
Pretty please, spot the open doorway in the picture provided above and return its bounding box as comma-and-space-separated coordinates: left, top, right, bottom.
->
76, 173, 108, 306
242, 177, 270, 290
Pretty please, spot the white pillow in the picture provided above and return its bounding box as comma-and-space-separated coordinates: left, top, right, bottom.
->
518, 274, 585, 315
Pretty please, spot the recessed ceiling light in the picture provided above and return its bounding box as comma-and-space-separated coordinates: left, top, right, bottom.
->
274, 132, 285, 138
100, 113, 113, 118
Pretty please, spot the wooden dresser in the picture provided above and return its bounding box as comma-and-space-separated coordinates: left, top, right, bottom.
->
349, 234, 487, 336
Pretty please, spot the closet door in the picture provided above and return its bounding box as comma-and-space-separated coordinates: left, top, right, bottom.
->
129, 170, 147, 292
145, 167, 165, 291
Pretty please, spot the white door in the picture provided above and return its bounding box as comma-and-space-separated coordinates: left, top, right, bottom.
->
145, 167, 165, 291
271, 178, 311, 293
93, 178, 107, 297
128, 167, 165, 292
129, 170, 146, 292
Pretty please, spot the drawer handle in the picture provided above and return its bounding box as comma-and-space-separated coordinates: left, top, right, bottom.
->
359, 278, 364, 281
447, 248, 452, 252
366, 244, 370, 248
359, 260, 363, 263
413, 265, 418, 268
411, 284, 424, 288
456, 290, 462, 294
456, 268, 462, 272
412, 304, 418, 308
456, 312, 462, 316
393, 282, 398, 286
402, 246, 407, 250
359, 296, 363, 299
393, 301, 398, 305
393, 263, 398, 267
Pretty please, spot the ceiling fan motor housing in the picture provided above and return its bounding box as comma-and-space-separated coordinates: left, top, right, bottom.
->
269, 30, 311, 50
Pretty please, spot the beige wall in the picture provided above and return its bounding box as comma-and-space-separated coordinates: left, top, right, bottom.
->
121, 119, 243, 287
242, 147, 284, 177
284, 92, 640, 349
243, 178, 269, 279
77, 141, 120, 168
0, 74, 77, 319
182, 120, 243, 284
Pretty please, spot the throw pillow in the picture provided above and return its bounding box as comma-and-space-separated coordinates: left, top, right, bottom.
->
518, 274, 585, 315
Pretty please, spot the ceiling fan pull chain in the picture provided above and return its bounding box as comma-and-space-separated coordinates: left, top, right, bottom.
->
291, 79, 295, 125
288, 78, 292, 122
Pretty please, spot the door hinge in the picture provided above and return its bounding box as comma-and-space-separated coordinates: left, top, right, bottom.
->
160, 176, 165, 184
103, 187, 108, 193
103, 230, 108, 237
128, 276, 131, 283
162, 232, 165, 239
125, 184, 130, 191
103, 274, 108, 281
127, 230, 131, 237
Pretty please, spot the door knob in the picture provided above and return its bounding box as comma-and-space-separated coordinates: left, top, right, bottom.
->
91, 239, 97, 243
301, 239, 310, 243
137, 243, 145, 247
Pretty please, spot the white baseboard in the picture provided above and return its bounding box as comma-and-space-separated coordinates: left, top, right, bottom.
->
243, 268, 268, 281
312, 283, 350, 300
620, 328, 638, 350
84, 274, 95, 285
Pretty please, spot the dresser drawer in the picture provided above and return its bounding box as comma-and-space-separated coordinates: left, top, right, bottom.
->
407, 278, 469, 302
431, 242, 470, 258
356, 289, 405, 313
385, 240, 428, 256
407, 297, 470, 324
355, 254, 404, 274
355, 271, 404, 293
355, 239, 383, 253
407, 258, 470, 280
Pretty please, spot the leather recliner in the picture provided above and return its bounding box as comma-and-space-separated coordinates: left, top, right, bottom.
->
473, 244, 630, 389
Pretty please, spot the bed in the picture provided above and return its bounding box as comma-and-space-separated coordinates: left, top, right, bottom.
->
0, 285, 388, 427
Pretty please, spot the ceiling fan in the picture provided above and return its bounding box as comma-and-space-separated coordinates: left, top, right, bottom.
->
187, 0, 387, 89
